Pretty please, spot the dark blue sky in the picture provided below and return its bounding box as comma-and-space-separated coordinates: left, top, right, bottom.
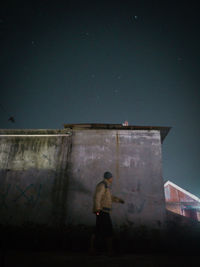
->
0, 1, 200, 196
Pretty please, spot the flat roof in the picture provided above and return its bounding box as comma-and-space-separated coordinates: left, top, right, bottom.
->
0, 124, 171, 143
64, 123, 171, 143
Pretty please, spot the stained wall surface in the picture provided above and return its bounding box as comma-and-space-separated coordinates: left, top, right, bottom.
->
0, 132, 72, 227
0, 129, 166, 230
67, 129, 166, 230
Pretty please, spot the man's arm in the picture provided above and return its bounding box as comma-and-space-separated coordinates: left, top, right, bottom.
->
111, 195, 125, 204
93, 183, 105, 213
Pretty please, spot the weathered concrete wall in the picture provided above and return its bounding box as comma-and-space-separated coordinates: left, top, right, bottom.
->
0, 133, 72, 227
0, 129, 166, 231
67, 130, 166, 230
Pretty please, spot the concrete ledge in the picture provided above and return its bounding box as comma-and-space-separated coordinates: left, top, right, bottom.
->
0, 129, 72, 136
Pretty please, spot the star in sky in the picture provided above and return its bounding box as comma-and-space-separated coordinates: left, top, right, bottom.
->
31, 40, 37, 47
114, 89, 119, 94
96, 95, 100, 102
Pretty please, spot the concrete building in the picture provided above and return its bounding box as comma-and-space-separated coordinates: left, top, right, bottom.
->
0, 124, 170, 234
164, 181, 200, 221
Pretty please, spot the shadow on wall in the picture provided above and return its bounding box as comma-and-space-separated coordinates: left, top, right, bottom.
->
0, 168, 71, 226
69, 178, 92, 195
0, 167, 93, 227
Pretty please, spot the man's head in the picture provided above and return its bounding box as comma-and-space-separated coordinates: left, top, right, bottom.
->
104, 171, 113, 184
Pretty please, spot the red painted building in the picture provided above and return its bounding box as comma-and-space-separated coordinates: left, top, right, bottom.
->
164, 181, 200, 221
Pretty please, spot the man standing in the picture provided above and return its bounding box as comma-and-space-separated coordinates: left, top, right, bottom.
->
90, 171, 125, 255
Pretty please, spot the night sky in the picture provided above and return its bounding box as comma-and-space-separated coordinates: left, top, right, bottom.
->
0, 1, 200, 197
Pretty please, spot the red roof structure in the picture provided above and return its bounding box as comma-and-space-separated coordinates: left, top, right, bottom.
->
164, 181, 200, 221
